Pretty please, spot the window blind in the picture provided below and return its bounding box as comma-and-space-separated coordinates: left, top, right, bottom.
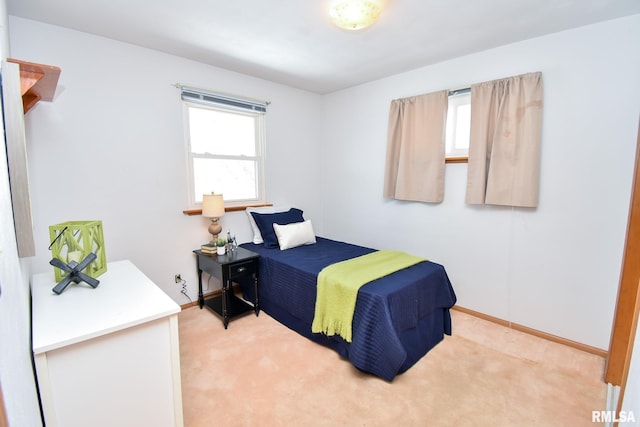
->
179, 85, 268, 113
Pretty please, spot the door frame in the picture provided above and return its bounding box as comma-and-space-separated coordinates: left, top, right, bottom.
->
605, 119, 640, 411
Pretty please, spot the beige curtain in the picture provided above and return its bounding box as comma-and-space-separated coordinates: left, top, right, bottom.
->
466, 72, 543, 208
383, 90, 448, 203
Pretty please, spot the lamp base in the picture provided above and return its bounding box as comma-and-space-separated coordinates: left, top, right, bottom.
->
208, 218, 222, 244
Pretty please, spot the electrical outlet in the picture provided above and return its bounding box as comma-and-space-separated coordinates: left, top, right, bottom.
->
174, 274, 181, 283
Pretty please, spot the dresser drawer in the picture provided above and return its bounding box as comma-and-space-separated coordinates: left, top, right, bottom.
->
228, 259, 256, 279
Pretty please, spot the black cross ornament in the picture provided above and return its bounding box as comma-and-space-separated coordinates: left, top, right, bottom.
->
49, 252, 100, 294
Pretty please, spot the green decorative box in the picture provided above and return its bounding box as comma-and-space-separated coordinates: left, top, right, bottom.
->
49, 220, 107, 281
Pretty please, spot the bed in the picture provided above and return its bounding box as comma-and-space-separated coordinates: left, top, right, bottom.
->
237, 210, 456, 381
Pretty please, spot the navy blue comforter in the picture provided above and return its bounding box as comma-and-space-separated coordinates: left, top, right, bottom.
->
239, 237, 456, 381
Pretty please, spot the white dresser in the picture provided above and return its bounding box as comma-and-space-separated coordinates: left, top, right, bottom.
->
31, 260, 184, 427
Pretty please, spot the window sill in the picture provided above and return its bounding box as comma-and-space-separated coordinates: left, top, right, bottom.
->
446, 157, 468, 164
182, 202, 273, 216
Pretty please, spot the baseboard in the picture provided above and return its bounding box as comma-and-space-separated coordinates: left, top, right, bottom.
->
451, 305, 608, 358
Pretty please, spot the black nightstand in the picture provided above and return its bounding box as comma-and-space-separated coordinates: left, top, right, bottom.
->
193, 247, 260, 329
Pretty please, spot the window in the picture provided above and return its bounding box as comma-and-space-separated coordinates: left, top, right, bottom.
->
445, 90, 471, 161
182, 87, 267, 207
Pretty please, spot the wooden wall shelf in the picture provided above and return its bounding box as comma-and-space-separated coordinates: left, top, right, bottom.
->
7, 58, 61, 113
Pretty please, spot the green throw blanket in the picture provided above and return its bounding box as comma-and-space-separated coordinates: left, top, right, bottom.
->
311, 250, 426, 342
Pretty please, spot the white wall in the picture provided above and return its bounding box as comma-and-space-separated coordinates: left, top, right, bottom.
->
0, 91, 42, 427
320, 15, 640, 350
8, 16, 323, 304
0, 1, 42, 426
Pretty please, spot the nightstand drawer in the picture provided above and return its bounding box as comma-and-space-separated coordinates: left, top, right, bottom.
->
229, 260, 256, 279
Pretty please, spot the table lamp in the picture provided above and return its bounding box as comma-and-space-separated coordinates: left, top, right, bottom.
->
202, 192, 225, 243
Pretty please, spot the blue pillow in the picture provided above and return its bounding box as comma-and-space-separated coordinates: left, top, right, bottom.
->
250, 208, 305, 248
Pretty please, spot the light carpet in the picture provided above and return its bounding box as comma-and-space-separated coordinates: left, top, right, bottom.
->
178, 306, 606, 426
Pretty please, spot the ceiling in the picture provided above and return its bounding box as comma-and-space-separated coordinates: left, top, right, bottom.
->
7, 0, 640, 94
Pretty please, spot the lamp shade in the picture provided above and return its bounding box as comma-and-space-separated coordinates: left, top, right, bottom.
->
329, 0, 384, 31
202, 193, 225, 218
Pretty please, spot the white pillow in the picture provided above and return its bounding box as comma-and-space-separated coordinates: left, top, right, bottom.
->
273, 220, 316, 250
246, 206, 290, 244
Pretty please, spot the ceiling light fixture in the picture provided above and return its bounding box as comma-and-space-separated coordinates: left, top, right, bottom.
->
329, 0, 384, 31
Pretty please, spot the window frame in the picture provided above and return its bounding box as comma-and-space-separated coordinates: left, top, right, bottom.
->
182, 99, 267, 209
